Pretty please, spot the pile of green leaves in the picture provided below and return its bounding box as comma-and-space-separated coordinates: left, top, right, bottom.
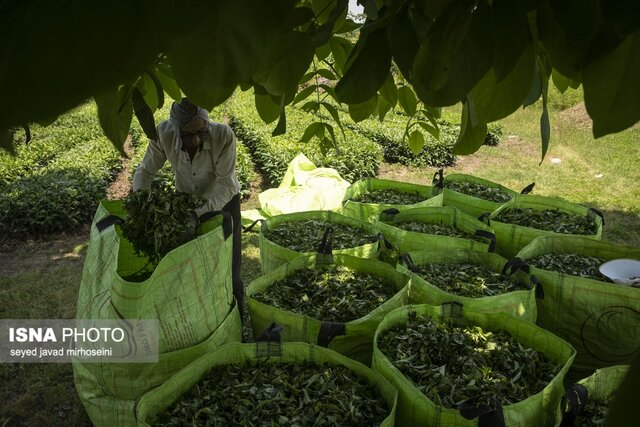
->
411, 262, 527, 297
573, 395, 614, 426
395, 221, 485, 243
496, 208, 597, 235
349, 189, 426, 205
529, 254, 611, 281
264, 219, 377, 253
121, 189, 202, 271
377, 314, 561, 409
254, 266, 399, 323
445, 180, 512, 203
153, 361, 389, 426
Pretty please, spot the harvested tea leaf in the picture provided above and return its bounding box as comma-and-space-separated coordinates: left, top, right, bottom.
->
254, 266, 399, 322
264, 219, 377, 253
349, 189, 426, 205
529, 253, 611, 282
121, 189, 202, 279
153, 361, 389, 426
395, 222, 487, 243
377, 315, 561, 410
412, 262, 528, 297
446, 180, 512, 203
496, 208, 597, 235
574, 394, 614, 426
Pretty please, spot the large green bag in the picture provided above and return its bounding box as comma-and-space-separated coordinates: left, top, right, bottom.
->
73, 200, 242, 427
373, 304, 576, 427
341, 178, 443, 222
254, 209, 382, 273
135, 341, 398, 426
246, 253, 412, 364
374, 206, 496, 254
560, 365, 629, 425
397, 249, 540, 322
486, 194, 604, 258
432, 170, 534, 218
516, 235, 640, 369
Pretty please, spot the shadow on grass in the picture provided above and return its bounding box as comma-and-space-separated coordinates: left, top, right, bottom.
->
590, 206, 640, 247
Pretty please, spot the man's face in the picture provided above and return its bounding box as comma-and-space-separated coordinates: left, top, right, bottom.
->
180, 117, 210, 150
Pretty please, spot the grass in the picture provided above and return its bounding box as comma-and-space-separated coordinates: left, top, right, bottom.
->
1, 87, 639, 426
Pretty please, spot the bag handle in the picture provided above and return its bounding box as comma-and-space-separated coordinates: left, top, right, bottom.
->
432, 168, 444, 191
459, 399, 505, 427
199, 210, 233, 239
317, 321, 346, 347
96, 215, 123, 232
379, 208, 400, 222
243, 218, 265, 233
560, 384, 589, 426
478, 211, 491, 226
474, 230, 496, 253
530, 275, 545, 299
588, 207, 605, 226
520, 182, 536, 194
502, 257, 530, 275
399, 253, 418, 272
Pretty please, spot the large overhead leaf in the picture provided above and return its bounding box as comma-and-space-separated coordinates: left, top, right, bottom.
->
398, 85, 417, 116
167, 0, 297, 109
255, 93, 281, 124
412, 0, 494, 106
253, 31, 315, 96
452, 100, 488, 155
583, 31, 640, 138
470, 44, 536, 123
329, 36, 354, 74
131, 88, 159, 141
155, 63, 183, 102
94, 86, 133, 156
0, 0, 173, 141
387, 2, 420, 81
537, 0, 603, 80
348, 95, 378, 122
335, 27, 392, 103
491, 0, 531, 81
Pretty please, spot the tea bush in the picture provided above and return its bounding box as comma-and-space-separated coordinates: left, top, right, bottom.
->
226, 90, 382, 186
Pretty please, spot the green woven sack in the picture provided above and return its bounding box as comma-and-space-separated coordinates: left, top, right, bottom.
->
73, 200, 242, 427
560, 365, 629, 425
341, 178, 443, 222
486, 194, 604, 258
135, 341, 398, 426
373, 304, 575, 427
253, 210, 383, 273
374, 206, 496, 254
397, 249, 539, 322
516, 235, 640, 369
246, 253, 412, 364
432, 170, 534, 218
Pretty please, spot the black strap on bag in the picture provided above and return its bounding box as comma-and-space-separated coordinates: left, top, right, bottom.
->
587, 207, 605, 226
502, 257, 530, 275
243, 218, 265, 233
96, 215, 123, 232
530, 275, 545, 299
199, 210, 233, 239
399, 253, 418, 272
316, 226, 334, 265
432, 168, 444, 192
376, 233, 394, 251
255, 323, 283, 358
317, 321, 346, 347
474, 230, 496, 252
560, 384, 589, 426
459, 399, 506, 427
520, 182, 536, 194
478, 212, 492, 226
379, 208, 400, 222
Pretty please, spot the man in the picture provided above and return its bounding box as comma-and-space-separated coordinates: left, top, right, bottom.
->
132, 97, 244, 317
